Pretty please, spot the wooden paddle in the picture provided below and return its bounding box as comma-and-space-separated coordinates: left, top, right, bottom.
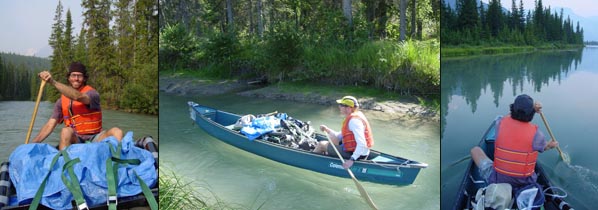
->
328, 141, 378, 210
538, 112, 568, 163
25, 80, 46, 144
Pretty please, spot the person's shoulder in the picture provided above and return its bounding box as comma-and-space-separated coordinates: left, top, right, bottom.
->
85, 88, 100, 97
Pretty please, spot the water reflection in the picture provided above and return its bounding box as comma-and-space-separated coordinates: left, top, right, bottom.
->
439, 48, 598, 209
441, 49, 583, 137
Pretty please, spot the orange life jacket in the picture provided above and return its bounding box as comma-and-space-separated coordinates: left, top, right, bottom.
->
61, 85, 102, 135
341, 111, 374, 152
493, 116, 538, 177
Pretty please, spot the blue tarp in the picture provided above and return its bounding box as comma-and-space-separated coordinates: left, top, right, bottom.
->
240, 115, 281, 140
8, 132, 156, 210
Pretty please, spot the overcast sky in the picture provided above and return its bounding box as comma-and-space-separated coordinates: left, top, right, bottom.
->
0, 0, 83, 57
486, 0, 598, 18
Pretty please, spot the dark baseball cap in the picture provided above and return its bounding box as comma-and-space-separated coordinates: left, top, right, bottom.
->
512, 94, 534, 115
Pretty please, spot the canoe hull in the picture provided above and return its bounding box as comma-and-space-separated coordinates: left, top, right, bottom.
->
189, 102, 427, 185
452, 118, 572, 210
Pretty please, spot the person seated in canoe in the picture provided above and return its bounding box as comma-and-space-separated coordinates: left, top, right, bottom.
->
470, 94, 558, 189
313, 96, 374, 169
31, 62, 123, 150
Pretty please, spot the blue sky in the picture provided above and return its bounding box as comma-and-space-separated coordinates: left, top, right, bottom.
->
0, 0, 83, 57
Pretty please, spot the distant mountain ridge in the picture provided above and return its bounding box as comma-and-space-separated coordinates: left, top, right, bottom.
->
0, 52, 51, 72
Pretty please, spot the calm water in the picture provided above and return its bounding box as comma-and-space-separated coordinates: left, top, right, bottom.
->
441, 47, 598, 209
159, 92, 440, 209
0, 100, 158, 162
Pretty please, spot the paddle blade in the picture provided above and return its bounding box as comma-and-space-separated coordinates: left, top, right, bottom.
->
557, 147, 571, 165
347, 169, 378, 210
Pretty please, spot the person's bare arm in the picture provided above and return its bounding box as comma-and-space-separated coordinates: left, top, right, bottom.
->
31, 118, 59, 143
39, 71, 91, 104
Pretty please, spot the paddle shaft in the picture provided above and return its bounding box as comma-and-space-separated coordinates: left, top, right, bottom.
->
538, 112, 565, 159
328, 139, 378, 210
25, 80, 46, 144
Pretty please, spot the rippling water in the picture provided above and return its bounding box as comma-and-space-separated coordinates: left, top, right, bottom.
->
0, 100, 158, 162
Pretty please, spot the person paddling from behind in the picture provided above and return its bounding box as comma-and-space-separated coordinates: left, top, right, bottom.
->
470, 94, 558, 190
314, 96, 374, 169
31, 62, 123, 150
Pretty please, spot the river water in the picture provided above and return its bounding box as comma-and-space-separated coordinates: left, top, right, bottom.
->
159, 92, 440, 209
0, 100, 158, 162
441, 47, 598, 209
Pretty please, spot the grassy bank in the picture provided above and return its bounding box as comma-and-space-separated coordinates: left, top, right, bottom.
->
160, 24, 439, 97
442, 44, 585, 58
160, 71, 439, 112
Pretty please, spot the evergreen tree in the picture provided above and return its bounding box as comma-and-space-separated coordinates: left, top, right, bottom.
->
63, 9, 74, 63
47, 0, 65, 101
457, 0, 479, 31
510, 0, 519, 30
74, 27, 88, 65
487, 0, 503, 37
518, 0, 525, 31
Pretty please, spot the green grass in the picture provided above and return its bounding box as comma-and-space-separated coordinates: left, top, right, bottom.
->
442, 43, 585, 58
159, 167, 246, 210
275, 81, 439, 112
441, 46, 536, 57
160, 68, 224, 82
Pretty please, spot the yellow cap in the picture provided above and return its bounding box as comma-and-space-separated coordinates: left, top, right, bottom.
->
336, 96, 359, 108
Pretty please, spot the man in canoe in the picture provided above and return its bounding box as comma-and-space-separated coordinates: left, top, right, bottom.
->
470, 94, 559, 188
31, 62, 123, 150
314, 96, 374, 169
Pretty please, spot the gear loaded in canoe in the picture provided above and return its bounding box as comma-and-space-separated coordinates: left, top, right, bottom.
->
0, 135, 158, 210
188, 101, 427, 185
452, 118, 573, 210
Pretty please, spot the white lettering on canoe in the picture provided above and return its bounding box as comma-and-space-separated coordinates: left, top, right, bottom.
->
329, 162, 344, 169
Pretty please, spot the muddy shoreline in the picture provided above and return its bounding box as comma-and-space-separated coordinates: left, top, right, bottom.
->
160, 75, 438, 123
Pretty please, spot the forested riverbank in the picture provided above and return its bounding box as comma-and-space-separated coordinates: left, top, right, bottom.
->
441, 0, 585, 57
160, 0, 440, 99
0, 1, 159, 115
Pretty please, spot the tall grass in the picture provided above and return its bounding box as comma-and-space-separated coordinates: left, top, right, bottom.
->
301, 39, 440, 95
161, 28, 440, 97
159, 167, 243, 210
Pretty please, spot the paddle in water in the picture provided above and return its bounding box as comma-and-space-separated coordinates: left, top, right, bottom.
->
539, 112, 571, 164
327, 134, 378, 210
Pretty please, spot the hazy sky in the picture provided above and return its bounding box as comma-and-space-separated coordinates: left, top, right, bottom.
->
487, 0, 598, 18
0, 0, 83, 57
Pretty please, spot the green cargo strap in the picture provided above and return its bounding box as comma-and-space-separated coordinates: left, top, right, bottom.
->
60, 150, 88, 210
106, 142, 154, 210
106, 156, 142, 210
134, 170, 158, 210
29, 151, 63, 210
106, 142, 120, 210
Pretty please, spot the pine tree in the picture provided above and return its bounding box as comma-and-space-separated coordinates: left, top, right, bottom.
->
457, 0, 479, 31
74, 27, 88, 65
63, 9, 74, 63
487, 0, 503, 37
518, 0, 525, 31
47, 0, 65, 101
